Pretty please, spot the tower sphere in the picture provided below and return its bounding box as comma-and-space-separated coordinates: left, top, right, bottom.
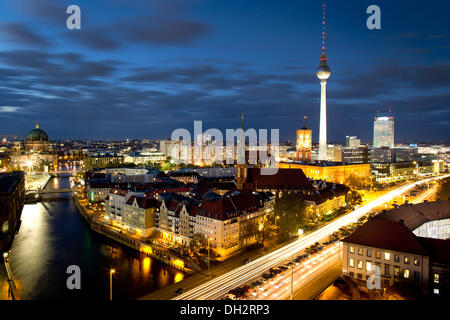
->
316, 58, 331, 80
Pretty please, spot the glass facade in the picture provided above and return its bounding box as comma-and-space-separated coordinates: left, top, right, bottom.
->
373, 116, 394, 148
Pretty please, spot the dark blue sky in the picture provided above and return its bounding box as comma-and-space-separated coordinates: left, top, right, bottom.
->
0, 0, 448, 142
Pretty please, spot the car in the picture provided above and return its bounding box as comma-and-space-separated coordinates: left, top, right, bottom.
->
174, 288, 184, 296
269, 267, 281, 275
278, 266, 288, 271
256, 277, 267, 284
224, 293, 236, 300
261, 273, 273, 280
243, 258, 252, 264
250, 281, 262, 288
228, 288, 244, 298
242, 285, 251, 292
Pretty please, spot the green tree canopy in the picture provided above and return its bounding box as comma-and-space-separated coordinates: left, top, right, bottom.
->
274, 192, 307, 239
189, 233, 207, 252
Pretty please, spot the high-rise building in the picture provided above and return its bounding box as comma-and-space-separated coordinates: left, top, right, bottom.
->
373, 115, 394, 148
317, 4, 331, 161
345, 136, 361, 148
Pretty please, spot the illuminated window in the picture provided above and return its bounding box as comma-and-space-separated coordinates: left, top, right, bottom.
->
358, 248, 363, 255
414, 258, 419, 266
404, 256, 410, 264
384, 252, 390, 261
367, 249, 372, 257
394, 254, 400, 262
434, 288, 439, 295
394, 266, 400, 277
375, 251, 381, 259
350, 246, 355, 254
349, 258, 354, 267
434, 274, 440, 284
366, 261, 372, 272
403, 269, 409, 279
357, 260, 363, 270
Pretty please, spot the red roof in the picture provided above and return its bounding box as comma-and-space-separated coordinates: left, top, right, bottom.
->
198, 191, 261, 220
244, 168, 312, 190
343, 219, 430, 256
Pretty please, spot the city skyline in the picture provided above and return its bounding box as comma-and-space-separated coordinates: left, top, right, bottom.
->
0, 0, 449, 142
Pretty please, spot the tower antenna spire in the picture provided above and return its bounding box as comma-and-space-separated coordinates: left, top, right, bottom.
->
322, 4, 326, 56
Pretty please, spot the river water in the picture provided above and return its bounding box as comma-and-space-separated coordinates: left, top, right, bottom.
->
1, 175, 184, 300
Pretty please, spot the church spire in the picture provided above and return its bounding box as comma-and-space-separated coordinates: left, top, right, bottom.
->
35, 120, 39, 129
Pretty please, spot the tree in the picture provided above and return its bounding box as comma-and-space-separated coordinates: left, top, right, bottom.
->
241, 217, 267, 247
436, 178, 450, 200
274, 192, 307, 240
347, 190, 362, 206
345, 174, 370, 189
189, 233, 207, 253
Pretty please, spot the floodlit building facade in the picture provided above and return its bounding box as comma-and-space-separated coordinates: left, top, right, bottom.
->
342, 200, 450, 297
373, 115, 394, 148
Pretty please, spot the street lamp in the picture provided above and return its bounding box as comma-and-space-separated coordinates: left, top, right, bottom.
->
109, 269, 115, 300
207, 237, 212, 272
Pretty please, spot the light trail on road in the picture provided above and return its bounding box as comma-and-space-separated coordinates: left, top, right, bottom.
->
245, 244, 340, 300
412, 185, 438, 204
175, 175, 450, 300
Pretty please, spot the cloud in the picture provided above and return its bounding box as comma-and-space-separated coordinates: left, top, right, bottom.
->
14, 0, 66, 24
0, 23, 50, 47
0, 106, 24, 113
64, 29, 119, 51
119, 17, 211, 46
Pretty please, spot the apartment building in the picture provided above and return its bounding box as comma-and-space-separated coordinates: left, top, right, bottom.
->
342, 200, 450, 297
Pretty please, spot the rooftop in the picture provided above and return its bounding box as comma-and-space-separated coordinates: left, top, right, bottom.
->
244, 167, 313, 190
377, 199, 450, 231
342, 219, 430, 256
0, 171, 24, 194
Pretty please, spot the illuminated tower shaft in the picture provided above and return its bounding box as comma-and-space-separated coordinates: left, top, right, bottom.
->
318, 79, 327, 161
316, 4, 331, 161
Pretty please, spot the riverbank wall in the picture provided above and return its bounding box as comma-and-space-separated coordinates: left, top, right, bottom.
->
73, 195, 195, 274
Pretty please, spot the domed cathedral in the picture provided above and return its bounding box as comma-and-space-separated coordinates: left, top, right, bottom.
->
25, 120, 50, 153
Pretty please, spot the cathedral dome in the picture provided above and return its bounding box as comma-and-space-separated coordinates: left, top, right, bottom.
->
26, 121, 49, 142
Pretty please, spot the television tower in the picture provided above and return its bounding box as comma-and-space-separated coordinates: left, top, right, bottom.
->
317, 4, 331, 161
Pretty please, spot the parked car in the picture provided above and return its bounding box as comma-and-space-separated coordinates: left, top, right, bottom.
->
256, 277, 267, 284
262, 272, 274, 280
174, 288, 184, 296
224, 293, 236, 300
269, 267, 281, 275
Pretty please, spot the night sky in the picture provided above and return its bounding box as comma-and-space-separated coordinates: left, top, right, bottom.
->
0, 0, 448, 142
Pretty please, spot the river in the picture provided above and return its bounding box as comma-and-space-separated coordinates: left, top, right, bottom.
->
1, 175, 184, 300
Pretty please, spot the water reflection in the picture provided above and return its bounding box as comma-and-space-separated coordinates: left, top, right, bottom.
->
5, 176, 186, 299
